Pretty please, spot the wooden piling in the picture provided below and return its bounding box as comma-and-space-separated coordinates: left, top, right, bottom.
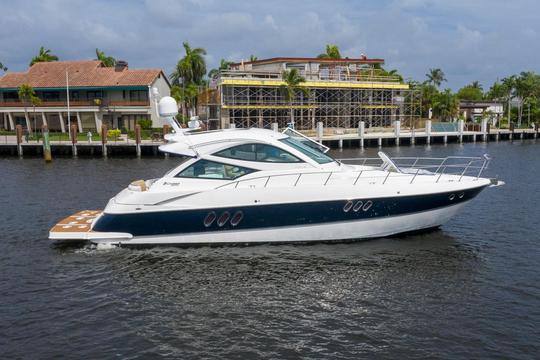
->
16, 125, 23, 157
101, 124, 108, 158
70, 124, 78, 157
42, 124, 52, 162
135, 124, 141, 158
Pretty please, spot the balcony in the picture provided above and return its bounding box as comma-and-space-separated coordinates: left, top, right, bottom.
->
0, 99, 150, 108
217, 69, 402, 84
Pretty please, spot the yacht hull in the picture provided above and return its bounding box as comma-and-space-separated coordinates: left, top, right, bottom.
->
93, 200, 469, 246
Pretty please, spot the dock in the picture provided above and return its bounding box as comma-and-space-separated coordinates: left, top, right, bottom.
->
0, 126, 537, 158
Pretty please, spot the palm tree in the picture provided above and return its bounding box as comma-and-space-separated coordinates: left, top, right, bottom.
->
30, 47, 59, 66
425, 68, 447, 88
470, 80, 482, 90
18, 84, 40, 134
387, 69, 403, 82
95, 48, 116, 67
170, 42, 207, 86
317, 44, 341, 59
171, 83, 199, 120
281, 69, 310, 128
0, 61, 7, 72
433, 89, 458, 121
249, 55, 258, 62
208, 59, 233, 79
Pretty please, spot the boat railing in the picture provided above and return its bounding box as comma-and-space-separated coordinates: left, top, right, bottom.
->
215, 155, 490, 189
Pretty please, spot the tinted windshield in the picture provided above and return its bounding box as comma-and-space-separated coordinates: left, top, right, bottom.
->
279, 137, 335, 164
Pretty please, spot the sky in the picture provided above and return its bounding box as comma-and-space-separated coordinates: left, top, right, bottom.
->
0, 0, 539, 90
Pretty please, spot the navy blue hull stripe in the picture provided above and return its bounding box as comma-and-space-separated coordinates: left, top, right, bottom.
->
92, 185, 487, 236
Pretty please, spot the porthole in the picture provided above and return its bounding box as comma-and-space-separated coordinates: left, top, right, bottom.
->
217, 211, 231, 227
343, 201, 354, 212
458, 192, 465, 199
449, 194, 456, 201
230, 211, 244, 226
353, 201, 364, 212
362, 200, 373, 211
204, 211, 216, 227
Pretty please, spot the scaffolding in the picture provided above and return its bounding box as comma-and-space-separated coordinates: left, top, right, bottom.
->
201, 70, 421, 131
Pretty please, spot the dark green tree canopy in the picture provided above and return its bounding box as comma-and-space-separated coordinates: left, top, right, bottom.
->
95, 48, 116, 67
317, 44, 341, 59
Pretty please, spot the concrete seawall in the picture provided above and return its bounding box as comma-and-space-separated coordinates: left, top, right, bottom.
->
0, 128, 537, 158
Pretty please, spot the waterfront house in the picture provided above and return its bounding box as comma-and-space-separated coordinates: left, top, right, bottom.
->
200, 56, 419, 130
459, 100, 503, 126
0, 60, 170, 133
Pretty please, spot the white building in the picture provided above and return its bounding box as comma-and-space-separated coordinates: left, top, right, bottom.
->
0, 60, 170, 132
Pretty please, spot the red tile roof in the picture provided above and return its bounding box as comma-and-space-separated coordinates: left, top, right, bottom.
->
0, 60, 166, 89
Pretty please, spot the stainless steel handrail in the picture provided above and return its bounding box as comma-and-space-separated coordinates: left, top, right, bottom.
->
215, 155, 490, 190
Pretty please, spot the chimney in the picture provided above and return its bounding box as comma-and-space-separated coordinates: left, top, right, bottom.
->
115, 60, 128, 71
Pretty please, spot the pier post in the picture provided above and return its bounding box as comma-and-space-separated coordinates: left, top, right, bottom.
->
509, 123, 514, 141
162, 125, 170, 158
338, 139, 343, 149
16, 125, 23, 157
70, 124, 78, 157
358, 121, 365, 148
42, 124, 52, 162
425, 120, 432, 145
378, 137, 382, 147
135, 124, 141, 158
443, 135, 448, 144
317, 122, 324, 141
101, 124, 108, 158
271, 123, 278, 132
481, 118, 488, 142
411, 128, 415, 145
458, 119, 464, 143
394, 120, 401, 146
534, 123, 538, 139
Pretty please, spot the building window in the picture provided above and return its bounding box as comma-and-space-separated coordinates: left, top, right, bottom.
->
87, 90, 103, 100
129, 90, 148, 101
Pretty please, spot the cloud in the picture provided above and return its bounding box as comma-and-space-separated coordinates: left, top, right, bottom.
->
0, 0, 539, 90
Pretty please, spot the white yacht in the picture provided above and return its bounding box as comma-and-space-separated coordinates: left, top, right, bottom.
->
49, 97, 503, 247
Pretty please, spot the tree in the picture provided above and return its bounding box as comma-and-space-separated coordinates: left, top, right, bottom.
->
281, 69, 310, 128
433, 89, 459, 121
171, 83, 199, 120
249, 55, 258, 62
208, 59, 233, 79
170, 42, 207, 86
30, 47, 59, 66
425, 68, 447, 88
317, 44, 341, 59
18, 84, 40, 134
95, 48, 116, 67
0, 61, 7, 72
456, 83, 484, 101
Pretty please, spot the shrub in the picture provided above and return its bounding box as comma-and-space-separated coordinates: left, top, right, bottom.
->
137, 119, 153, 130
107, 129, 121, 140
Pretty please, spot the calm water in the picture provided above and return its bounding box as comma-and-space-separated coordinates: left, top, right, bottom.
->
1, 141, 539, 359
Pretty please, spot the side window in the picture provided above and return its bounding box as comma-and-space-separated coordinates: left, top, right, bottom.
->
214, 144, 301, 163
175, 159, 255, 180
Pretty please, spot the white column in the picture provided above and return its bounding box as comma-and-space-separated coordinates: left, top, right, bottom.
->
394, 120, 401, 145
358, 121, 365, 148
24, 112, 32, 132
76, 112, 83, 133
41, 112, 48, 126
7, 112, 14, 130
317, 121, 324, 141
481, 118, 488, 142
94, 112, 102, 131
58, 112, 66, 133
425, 119, 432, 144
2, 113, 6, 130
458, 119, 464, 143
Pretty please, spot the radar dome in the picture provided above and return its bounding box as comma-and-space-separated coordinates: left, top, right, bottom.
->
158, 96, 178, 117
